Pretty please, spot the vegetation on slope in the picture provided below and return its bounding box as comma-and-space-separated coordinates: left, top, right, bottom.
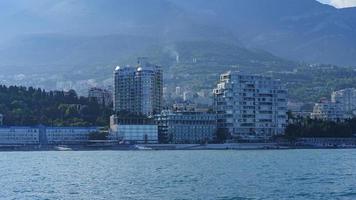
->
271, 65, 356, 102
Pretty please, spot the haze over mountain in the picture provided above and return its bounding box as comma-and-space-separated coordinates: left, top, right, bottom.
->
0, 0, 355, 78
171, 0, 356, 66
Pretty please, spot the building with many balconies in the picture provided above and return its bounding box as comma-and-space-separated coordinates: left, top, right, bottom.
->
213, 71, 288, 140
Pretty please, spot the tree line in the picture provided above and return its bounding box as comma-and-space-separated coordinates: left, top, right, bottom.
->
0, 85, 112, 127
285, 114, 356, 138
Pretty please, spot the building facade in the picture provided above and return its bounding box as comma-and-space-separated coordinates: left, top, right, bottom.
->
154, 111, 217, 144
45, 127, 99, 145
0, 126, 99, 145
311, 98, 346, 121
113, 57, 163, 116
331, 88, 356, 115
213, 71, 288, 140
88, 87, 113, 107
110, 124, 158, 144
0, 127, 40, 145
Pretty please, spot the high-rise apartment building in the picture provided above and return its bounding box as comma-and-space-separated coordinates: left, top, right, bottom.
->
113, 58, 163, 116
213, 71, 288, 140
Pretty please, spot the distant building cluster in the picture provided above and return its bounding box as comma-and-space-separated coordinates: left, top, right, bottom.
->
110, 59, 288, 143
164, 86, 213, 109
311, 88, 356, 121
0, 57, 290, 145
311, 98, 345, 121
332, 88, 356, 115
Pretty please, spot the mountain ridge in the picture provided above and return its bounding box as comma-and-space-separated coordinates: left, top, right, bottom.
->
0, 0, 356, 93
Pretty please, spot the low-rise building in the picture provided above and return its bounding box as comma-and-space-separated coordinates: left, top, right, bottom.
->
154, 110, 217, 144
0, 126, 99, 145
0, 127, 40, 145
45, 127, 99, 145
110, 124, 158, 144
109, 114, 158, 144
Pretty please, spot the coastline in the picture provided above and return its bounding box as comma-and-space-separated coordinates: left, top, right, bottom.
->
1, 143, 355, 152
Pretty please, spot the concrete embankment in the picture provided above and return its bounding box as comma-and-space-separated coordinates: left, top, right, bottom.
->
0, 143, 287, 151
143, 143, 286, 150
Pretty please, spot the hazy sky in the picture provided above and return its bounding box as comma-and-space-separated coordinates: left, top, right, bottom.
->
318, 0, 356, 8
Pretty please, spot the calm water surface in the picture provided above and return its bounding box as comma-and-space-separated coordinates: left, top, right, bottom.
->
0, 149, 356, 200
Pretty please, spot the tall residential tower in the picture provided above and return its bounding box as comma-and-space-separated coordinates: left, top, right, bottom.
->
213, 71, 288, 140
113, 58, 163, 116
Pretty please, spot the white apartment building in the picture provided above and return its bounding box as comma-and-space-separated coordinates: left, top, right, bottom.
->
331, 88, 356, 115
113, 57, 163, 116
213, 71, 288, 140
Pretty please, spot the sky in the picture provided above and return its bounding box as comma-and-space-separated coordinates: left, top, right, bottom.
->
318, 0, 356, 8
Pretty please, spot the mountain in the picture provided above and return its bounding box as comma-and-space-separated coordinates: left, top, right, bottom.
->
0, 0, 356, 93
0, 0, 355, 69
170, 0, 356, 66
0, 0, 235, 42
142, 40, 296, 90
0, 34, 159, 74
0, 0, 239, 75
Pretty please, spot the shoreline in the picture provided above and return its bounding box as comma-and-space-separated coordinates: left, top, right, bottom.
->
1, 143, 356, 152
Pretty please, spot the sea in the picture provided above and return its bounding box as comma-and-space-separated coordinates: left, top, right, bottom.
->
0, 149, 355, 200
